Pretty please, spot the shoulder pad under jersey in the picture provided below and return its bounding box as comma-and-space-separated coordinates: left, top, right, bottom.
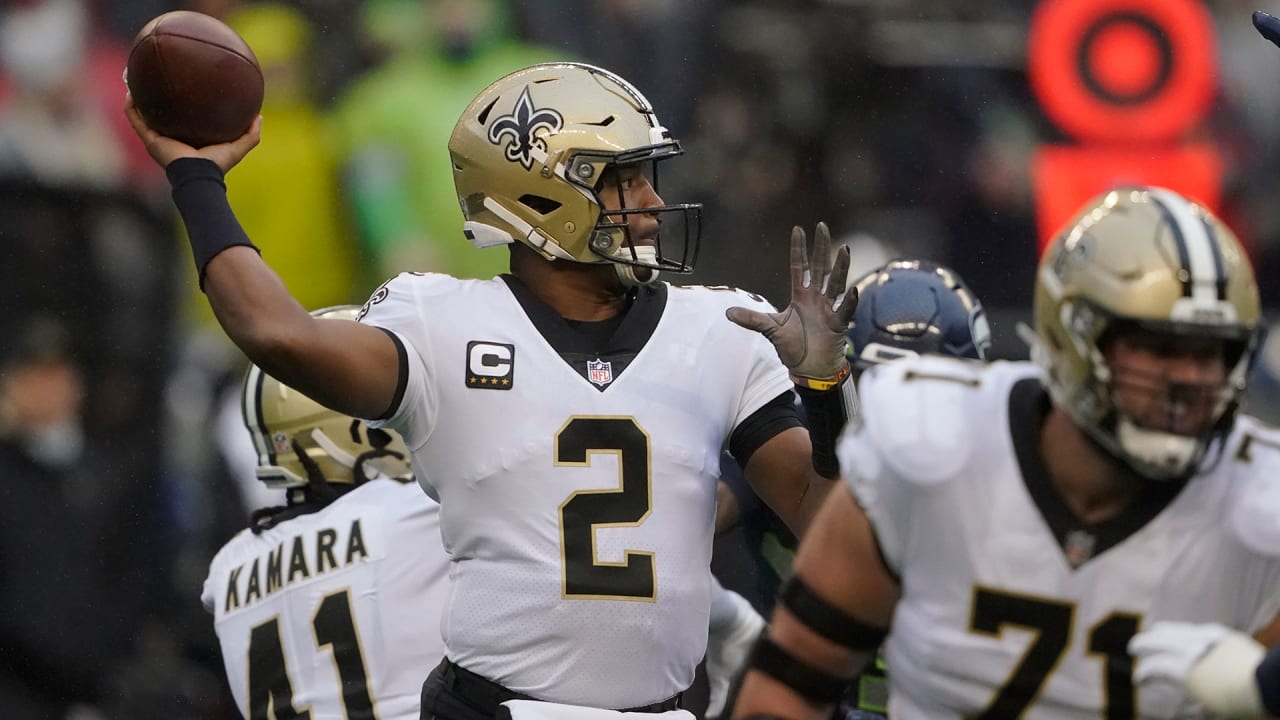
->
670, 283, 778, 313
856, 356, 1019, 486
358, 272, 495, 322
391, 271, 472, 296
1226, 416, 1280, 557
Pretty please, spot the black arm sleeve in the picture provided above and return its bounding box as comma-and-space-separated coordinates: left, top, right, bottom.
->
166, 157, 259, 288
795, 375, 858, 479
728, 391, 803, 469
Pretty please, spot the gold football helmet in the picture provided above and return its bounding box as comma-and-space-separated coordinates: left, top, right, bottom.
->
242, 306, 411, 490
449, 62, 701, 285
1034, 187, 1262, 479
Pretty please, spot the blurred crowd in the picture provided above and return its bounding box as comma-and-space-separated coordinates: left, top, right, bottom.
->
4, 0, 1280, 717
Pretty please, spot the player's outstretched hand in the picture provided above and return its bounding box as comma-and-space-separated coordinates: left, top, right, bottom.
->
1255, 11, 1280, 48
726, 222, 857, 384
124, 92, 261, 174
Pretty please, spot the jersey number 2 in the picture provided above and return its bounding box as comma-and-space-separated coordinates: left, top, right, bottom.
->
970, 587, 1140, 719
248, 589, 377, 719
557, 416, 655, 600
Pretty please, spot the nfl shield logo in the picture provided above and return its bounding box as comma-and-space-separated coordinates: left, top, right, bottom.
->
1064, 530, 1096, 568
587, 358, 613, 387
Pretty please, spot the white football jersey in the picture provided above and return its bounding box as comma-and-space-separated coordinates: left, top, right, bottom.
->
202, 478, 449, 720
358, 273, 792, 707
838, 356, 1280, 719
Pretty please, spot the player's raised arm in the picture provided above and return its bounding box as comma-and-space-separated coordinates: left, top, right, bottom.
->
124, 95, 401, 420
728, 222, 858, 536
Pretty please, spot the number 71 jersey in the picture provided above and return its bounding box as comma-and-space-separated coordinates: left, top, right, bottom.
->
358, 273, 793, 708
839, 356, 1280, 719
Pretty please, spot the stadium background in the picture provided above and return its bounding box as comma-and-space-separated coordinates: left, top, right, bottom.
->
2, 0, 1280, 717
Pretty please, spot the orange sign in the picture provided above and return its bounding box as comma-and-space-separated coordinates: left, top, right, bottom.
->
1033, 143, 1222, 249
1029, 0, 1222, 252
1029, 0, 1216, 143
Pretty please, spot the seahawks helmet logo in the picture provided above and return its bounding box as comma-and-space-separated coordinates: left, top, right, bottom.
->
488, 86, 564, 170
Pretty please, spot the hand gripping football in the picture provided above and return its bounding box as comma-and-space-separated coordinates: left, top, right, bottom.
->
125, 11, 264, 148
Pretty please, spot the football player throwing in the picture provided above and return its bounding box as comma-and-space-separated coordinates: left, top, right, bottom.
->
127, 62, 856, 718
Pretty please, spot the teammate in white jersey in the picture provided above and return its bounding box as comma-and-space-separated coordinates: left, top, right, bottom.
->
714, 258, 992, 720
126, 61, 857, 717
204, 307, 450, 720
731, 187, 1280, 720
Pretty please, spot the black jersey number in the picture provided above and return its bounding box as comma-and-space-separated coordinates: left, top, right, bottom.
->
556, 417, 655, 600
247, 590, 378, 720
970, 587, 1140, 720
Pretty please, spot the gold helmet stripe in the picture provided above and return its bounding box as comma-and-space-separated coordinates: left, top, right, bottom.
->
1148, 188, 1227, 302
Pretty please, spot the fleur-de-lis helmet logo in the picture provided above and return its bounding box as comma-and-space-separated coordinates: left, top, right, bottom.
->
487, 86, 564, 170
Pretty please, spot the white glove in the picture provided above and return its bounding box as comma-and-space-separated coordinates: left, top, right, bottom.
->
1129, 621, 1266, 719
705, 579, 766, 719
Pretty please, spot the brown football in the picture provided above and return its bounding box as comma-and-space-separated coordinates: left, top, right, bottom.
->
125, 11, 263, 148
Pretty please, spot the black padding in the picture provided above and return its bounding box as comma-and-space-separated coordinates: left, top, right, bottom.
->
779, 576, 887, 651
748, 634, 850, 704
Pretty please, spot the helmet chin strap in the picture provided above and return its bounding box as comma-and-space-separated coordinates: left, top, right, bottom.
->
1115, 416, 1200, 480
614, 246, 661, 287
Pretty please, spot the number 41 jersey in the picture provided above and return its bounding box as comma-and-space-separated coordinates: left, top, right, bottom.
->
358, 273, 792, 709
202, 478, 449, 720
839, 356, 1280, 719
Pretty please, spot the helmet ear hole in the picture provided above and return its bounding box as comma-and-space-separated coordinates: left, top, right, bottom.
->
517, 194, 561, 215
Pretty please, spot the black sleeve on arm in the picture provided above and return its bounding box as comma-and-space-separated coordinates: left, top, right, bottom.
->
166, 157, 259, 288
728, 391, 803, 469
796, 375, 858, 478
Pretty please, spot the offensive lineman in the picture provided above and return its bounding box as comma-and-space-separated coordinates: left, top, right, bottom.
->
732, 187, 1280, 719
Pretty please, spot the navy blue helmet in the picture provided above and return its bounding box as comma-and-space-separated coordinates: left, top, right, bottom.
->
846, 259, 990, 369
